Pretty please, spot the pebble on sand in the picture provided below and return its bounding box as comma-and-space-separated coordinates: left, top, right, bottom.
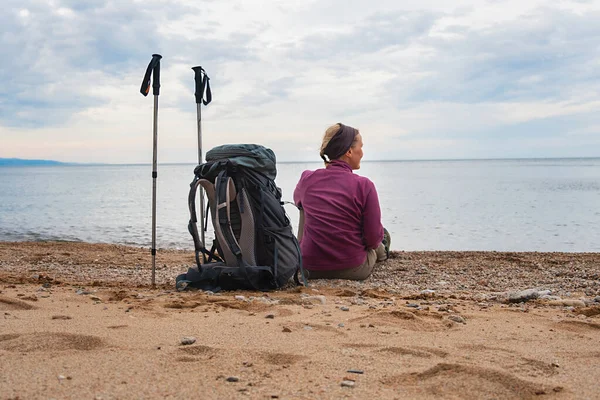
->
449, 315, 466, 324
347, 369, 364, 374
51, 315, 72, 320
508, 289, 540, 303
180, 337, 197, 345
303, 295, 327, 305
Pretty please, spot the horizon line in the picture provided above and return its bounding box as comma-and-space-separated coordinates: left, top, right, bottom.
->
2, 155, 600, 167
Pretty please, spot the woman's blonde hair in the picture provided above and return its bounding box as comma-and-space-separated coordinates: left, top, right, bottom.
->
320, 123, 359, 165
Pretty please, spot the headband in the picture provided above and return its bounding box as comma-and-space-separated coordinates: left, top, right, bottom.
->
321, 123, 357, 162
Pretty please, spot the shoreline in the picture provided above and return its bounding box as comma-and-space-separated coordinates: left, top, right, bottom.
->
1, 241, 598, 297
2, 241, 600, 399
2, 238, 599, 254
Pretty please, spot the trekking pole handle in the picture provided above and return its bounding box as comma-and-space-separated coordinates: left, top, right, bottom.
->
151, 54, 161, 96
192, 66, 212, 105
140, 54, 162, 97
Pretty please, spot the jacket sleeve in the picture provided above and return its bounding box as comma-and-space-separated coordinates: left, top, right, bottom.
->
293, 171, 306, 207
362, 181, 384, 250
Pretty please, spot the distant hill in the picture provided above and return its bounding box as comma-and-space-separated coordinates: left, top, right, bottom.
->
0, 158, 70, 166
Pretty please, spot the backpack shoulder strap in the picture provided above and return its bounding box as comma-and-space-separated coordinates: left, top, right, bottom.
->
188, 176, 222, 266
213, 170, 264, 290
236, 185, 256, 265
214, 170, 243, 267
213, 169, 258, 267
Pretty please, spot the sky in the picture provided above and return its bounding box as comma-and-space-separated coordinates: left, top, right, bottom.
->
1, 0, 600, 163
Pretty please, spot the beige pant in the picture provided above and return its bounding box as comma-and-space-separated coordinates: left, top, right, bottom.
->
306, 243, 387, 280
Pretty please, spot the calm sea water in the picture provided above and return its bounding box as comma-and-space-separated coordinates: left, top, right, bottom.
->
1, 158, 599, 252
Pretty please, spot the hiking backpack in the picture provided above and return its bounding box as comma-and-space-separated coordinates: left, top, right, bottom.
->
176, 144, 306, 291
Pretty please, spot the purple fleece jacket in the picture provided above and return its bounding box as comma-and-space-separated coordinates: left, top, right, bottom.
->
293, 160, 384, 270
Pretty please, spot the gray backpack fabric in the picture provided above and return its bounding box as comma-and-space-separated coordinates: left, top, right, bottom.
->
177, 144, 306, 291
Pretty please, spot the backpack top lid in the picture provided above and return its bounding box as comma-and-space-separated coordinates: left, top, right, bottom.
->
203, 144, 277, 180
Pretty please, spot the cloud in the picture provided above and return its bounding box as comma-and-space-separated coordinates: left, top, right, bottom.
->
2, 1, 161, 127
0, 0, 251, 128
1, 0, 599, 162
289, 10, 441, 60
400, 7, 600, 104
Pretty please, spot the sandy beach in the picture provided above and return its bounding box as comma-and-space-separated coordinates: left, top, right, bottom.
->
1, 241, 600, 399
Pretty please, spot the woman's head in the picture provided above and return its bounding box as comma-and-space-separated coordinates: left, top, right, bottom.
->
320, 123, 363, 169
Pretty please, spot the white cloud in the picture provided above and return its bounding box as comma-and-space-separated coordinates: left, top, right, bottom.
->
1, 0, 600, 163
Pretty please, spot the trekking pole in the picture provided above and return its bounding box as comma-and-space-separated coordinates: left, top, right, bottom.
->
140, 54, 162, 287
192, 66, 212, 263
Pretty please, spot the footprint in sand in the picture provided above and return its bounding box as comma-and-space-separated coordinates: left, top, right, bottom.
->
343, 343, 447, 359
176, 356, 201, 363
330, 288, 359, 297
509, 358, 559, 378
107, 290, 130, 302
458, 344, 558, 378
378, 346, 449, 359
0, 296, 37, 311
272, 308, 295, 317
382, 363, 555, 398
179, 344, 217, 356
259, 351, 306, 366
553, 320, 600, 333
163, 301, 202, 309
343, 343, 381, 349
165, 297, 276, 314
177, 344, 218, 362
284, 321, 347, 336
350, 309, 452, 332
0, 332, 105, 352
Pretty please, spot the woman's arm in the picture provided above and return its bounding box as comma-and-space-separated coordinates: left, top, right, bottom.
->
362, 183, 384, 250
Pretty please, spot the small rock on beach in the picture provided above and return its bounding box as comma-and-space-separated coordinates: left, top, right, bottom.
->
303, 295, 326, 305
180, 337, 197, 345
448, 315, 466, 324
508, 289, 541, 303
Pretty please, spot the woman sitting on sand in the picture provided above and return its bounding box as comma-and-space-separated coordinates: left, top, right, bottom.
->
293, 123, 390, 280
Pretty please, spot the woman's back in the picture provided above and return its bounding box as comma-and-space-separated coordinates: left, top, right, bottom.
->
294, 160, 383, 270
